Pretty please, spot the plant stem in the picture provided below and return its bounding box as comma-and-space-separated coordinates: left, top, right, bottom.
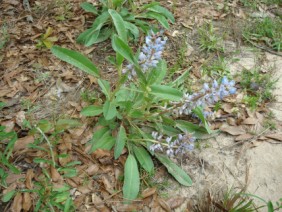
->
35, 127, 56, 167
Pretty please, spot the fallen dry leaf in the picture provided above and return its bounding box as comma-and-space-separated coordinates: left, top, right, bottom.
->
101, 175, 114, 194
14, 136, 34, 151
15, 111, 26, 127
23, 192, 32, 211
235, 134, 254, 141
51, 165, 63, 182
265, 134, 282, 142
220, 126, 246, 135
142, 187, 157, 198
167, 197, 185, 209
242, 117, 257, 125
25, 169, 34, 189
85, 164, 99, 175
11, 193, 23, 212
158, 198, 171, 212
6, 174, 25, 185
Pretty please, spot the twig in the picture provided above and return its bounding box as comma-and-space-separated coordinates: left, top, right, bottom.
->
243, 35, 282, 57
221, 127, 270, 150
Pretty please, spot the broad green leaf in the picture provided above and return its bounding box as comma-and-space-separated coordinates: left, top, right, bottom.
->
140, 2, 160, 10
51, 46, 99, 77
150, 84, 183, 101
171, 68, 191, 87
2, 190, 16, 202
81, 105, 103, 116
113, 0, 125, 7
37, 119, 52, 133
93, 28, 112, 44
112, 34, 137, 65
77, 11, 110, 45
148, 60, 167, 85
90, 127, 115, 152
192, 107, 212, 134
175, 120, 213, 138
123, 155, 140, 201
147, 5, 175, 23
134, 19, 150, 33
80, 2, 98, 14
108, 9, 127, 43
64, 197, 73, 212
76, 27, 101, 47
133, 145, 154, 173
55, 119, 81, 131
103, 100, 117, 120
114, 125, 127, 159
144, 12, 169, 29
124, 21, 139, 41
98, 79, 111, 99
156, 154, 192, 186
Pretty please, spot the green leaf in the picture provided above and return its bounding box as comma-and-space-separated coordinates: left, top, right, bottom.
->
2, 190, 16, 202
123, 155, 140, 201
148, 60, 167, 85
192, 107, 212, 134
51, 46, 100, 77
108, 9, 127, 43
93, 28, 112, 44
98, 79, 111, 99
112, 0, 125, 8
112, 34, 137, 65
156, 154, 192, 186
171, 68, 191, 87
55, 119, 81, 131
175, 120, 215, 139
81, 105, 103, 116
80, 2, 98, 15
150, 84, 183, 101
37, 119, 52, 133
77, 11, 110, 46
76, 27, 101, 47
124, 21, 139, 41
103, 100, 117, 120
144, 12, 169, 29
90, 127, 115, 152
133, 145, 154, 173
64, 197, 73, 212
267, 201, 274, 212
147, 5, 175, 23
114, 125, 127, 159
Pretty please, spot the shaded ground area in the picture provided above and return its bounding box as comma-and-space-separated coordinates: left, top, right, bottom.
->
1, 0, 282, 211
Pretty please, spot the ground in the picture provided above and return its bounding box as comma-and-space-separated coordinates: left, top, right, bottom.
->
0, 0, 282, 211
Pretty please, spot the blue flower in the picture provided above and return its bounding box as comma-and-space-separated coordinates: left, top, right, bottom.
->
173, 76, 237, 117
123, 30, 167, 79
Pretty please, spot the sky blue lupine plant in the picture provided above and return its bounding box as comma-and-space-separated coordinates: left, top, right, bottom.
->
172, 76, 236, 117
122, 30, 167, 79
150, 131, 195, 156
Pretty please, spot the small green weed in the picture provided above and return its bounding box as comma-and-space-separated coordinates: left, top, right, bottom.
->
263, 111, 277, 130
0, 24, 9, 50
240, 69, 276, 110
54, 0, 74, 21
240, 0, 282, 8
243, 17, 282, 51
202, 57, 230, 78
80, 90, 98, 103
198, 22, 224, 52
36, 27, 58, 49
